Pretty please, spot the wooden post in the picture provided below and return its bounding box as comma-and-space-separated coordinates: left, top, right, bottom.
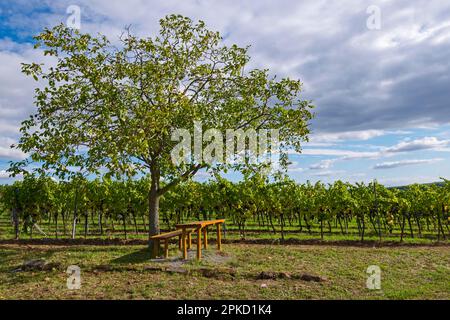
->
164, 239, 169, 259
182, 228, 187, 259
197, 227, 202, 260
188, 232, 192, 249
216, 223, 222, 251
152, 239, 159, 258
203, 227, 208, 249
178, 235, 182, 250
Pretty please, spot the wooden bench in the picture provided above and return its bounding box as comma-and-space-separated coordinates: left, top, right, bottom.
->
150, 229, 195, 259
176, 219, 225, 260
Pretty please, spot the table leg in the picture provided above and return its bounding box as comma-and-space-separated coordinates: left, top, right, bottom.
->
153, 239, 159, 258
182, 228, 187, 259
188, 232, 192, 249
203, 227, 208, 249
197, 228, 202, 260
164, 239, 169, 259
216, 223, 222, 251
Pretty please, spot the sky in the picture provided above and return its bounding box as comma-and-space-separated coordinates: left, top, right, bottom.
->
0, 0, 449, 186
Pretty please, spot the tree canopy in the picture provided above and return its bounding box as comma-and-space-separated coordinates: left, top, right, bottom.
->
10, 14, 314, 242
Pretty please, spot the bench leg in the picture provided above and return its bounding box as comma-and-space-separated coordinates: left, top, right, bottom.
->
188, 233, 192, 249
203, 227, 208, 249
152, 239, 160, 258
164, 239, 169, 259
197, 228, 202, 260
182, 229, 187, 260
178, 235, 182, 250
216, 223, 222, 251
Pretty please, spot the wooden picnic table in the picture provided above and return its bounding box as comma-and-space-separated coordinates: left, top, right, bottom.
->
176, 219, 225, 260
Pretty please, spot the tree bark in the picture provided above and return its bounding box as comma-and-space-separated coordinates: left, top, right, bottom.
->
84, 211, 89, 238
338, 216, 344, 234
12, 208, 19, 240
320, 218, 324, 240
122, 214, 127, 240
99, 212, 103, 236
62, 211, 67, 236
54, 213, 58, 239
400, 216, 406, 242
71, 190, 79, 240
148, 193, 160, 234
132, 212, 138, 234
148, 167, 161, 256
12, 189, 20, 240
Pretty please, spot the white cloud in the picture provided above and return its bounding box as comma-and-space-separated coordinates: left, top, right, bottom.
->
0, 170, 11, 179
0, 137, 26, 159
311, 170, 345, 177
310, 130, 387, 143
0, 169, 23, 180
287, 167, 305, 173
309, 159, 335, 170
0, 42, 54, 162
299, 148, 380, 160
374, 158, 444, 169
385, 137, 450, 153
299, 136, 450, 163
2, 1, 450, 136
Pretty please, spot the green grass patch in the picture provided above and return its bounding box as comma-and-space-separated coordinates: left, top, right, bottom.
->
0, 243, 448, 300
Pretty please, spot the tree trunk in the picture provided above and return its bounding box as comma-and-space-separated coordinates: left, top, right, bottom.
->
132, 213, 138, 234
98, 212, 103, 236
415, 214, 422, 238
268, 213, 276, 234
71, 189, 79, 239
297, 212, 303, 232
148, 172, 161, 256
320, 218, 324, 240
148, 190, 160, 237
437, 207, 446, 240
360, 215, 365, 241
400, 216, 406, 242
304, 215, 311, 234
338, 216, 344, 234
71, 215, 77, 239
280, 214, 285, 241
122, 215, 127, 240
142, 214, 147, 232
407, 215, 414, 238
84, 211, 88, 238
12, 208, 19, 240
54, 213, 58, 239
344, 216, 348, 234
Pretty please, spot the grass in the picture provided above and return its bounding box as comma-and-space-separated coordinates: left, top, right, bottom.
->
0, 243, 448, 300
1, 211, 448, 300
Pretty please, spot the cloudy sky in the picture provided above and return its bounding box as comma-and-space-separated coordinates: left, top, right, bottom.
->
0, 0, 449, 186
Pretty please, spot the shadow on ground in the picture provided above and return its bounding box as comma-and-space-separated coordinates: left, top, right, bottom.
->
109, 247, 233, 267
110, 248, 152, 264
